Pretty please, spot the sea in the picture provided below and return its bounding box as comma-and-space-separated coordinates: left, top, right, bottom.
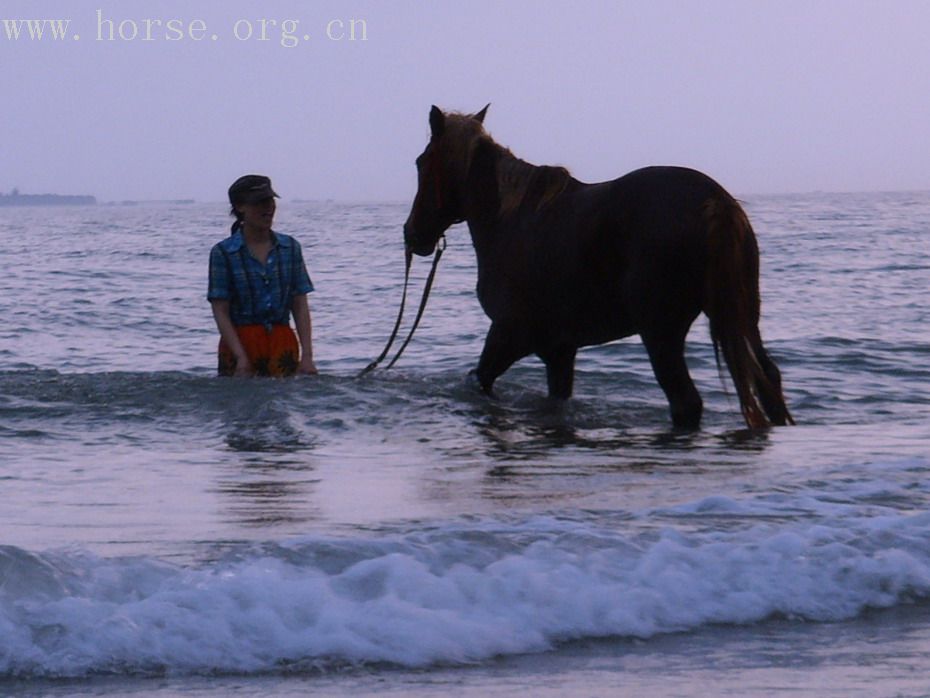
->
0, 192, 928, 697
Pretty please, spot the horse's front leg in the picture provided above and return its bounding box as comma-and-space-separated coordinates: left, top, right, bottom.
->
474, 321, 531, 396
539, 345, 578, 399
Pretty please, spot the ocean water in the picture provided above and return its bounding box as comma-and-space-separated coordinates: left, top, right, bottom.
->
0, 192, 928, 696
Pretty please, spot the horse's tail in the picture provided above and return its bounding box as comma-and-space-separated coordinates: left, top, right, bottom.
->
703, 197, 794, 428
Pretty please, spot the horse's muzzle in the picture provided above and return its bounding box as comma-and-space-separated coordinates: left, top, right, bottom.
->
403, 224, 436, 257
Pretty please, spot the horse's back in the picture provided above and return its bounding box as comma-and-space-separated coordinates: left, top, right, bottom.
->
609, 165, 733, 219
485, 165, 745, 344
581, 166, 742, 330
616, 165, 727, 190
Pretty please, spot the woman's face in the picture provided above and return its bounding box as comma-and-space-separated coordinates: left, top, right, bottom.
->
237, 197, 276, 231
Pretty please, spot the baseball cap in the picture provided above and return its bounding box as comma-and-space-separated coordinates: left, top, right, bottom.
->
228, 174, 279, 205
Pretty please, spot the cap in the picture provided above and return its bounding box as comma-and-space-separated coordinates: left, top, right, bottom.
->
228, 174, 279, 205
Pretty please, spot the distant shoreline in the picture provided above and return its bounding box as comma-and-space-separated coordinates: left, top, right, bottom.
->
0, 192, 96, 206
101, 199, 196, 206
0, 192, 205, 207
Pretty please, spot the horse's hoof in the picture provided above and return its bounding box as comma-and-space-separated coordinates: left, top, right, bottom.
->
671, 412, 702, 430
466, 369, 495, 397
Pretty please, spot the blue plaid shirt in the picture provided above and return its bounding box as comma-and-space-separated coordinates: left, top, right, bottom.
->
207, 230, 314, 328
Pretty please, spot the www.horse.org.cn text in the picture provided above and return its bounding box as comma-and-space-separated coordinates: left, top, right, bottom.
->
1, 11, 369, 47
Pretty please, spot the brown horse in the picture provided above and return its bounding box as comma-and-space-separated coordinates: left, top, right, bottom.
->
403, 105, 793, 429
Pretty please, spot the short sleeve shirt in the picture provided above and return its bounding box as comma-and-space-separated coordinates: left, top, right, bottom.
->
207, 230, 314, 327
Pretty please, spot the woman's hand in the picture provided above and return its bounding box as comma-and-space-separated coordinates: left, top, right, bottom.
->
234, 355, 254, 377
291, 295, 317, 376
298, 355, 318, 375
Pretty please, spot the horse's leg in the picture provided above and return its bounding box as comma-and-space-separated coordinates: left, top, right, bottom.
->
474, 322, 531, 396
539, 345, 578, 399
641, 330, 703, 428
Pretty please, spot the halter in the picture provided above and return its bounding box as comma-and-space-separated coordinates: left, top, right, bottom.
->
432, 145, 445, 211
428, 140, 465, 224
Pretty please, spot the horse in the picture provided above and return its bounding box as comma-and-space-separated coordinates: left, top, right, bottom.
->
402, 105, 793, 429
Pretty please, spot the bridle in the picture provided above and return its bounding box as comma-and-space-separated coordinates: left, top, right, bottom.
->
428, 140, 466, 226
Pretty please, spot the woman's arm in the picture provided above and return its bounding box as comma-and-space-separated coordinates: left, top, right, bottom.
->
291, 294, 318, 375
210, 299, 252, 376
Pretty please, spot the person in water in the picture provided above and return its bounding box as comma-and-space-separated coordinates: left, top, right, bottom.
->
207, 174, 318, 377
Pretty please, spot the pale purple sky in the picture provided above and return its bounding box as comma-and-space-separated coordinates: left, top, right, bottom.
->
3, 0, 929, 201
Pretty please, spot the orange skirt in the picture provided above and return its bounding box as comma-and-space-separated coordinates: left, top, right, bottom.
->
218, 324, 300, 377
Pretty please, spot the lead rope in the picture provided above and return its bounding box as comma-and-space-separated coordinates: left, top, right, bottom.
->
358, 247, 413, 376
358, 234, 446, 376
385, 235, 446, 369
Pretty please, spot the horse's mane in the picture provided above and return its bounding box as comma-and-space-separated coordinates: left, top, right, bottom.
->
496, 154, 572, 216
443, 112, 573, 218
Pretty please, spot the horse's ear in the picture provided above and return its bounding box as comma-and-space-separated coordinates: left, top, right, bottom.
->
429, 105, 445, 138
473, 104, 490, 124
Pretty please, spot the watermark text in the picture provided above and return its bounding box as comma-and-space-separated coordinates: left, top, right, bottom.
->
2, 11, 369, 47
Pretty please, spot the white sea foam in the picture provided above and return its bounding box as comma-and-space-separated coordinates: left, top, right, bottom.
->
3, 500, 930, 678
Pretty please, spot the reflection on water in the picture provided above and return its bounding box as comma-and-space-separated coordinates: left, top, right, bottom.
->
468, 393, 773, 462
198, 371, 788, 532
213, 457, 321, 528
216, 388, 323, 528
224, 428, 311, 453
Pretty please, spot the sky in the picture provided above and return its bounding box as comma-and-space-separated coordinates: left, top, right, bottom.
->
3, 0, 930, 202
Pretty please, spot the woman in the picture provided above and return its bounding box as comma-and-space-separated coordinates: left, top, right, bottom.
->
207, 174, 318, 377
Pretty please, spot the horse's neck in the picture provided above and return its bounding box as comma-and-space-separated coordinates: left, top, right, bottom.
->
496, 152, 536, 197
464, 150, 526, 259
490, 151, 572, 218
464, 142, 573, 260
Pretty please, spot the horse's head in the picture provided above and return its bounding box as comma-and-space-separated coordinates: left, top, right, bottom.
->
403, 104, 489, 256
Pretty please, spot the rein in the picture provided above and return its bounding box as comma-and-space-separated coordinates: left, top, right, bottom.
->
360, 142, 454, 376
359, 234, 446, 376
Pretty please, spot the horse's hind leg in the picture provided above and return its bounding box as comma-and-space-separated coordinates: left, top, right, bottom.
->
641, 330, 703, 428
539, 345, 578, 399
